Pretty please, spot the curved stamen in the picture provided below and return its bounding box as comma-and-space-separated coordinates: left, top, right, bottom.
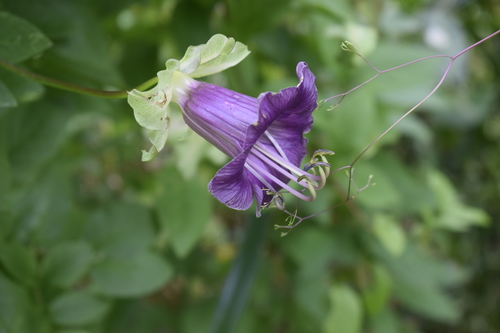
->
264, 190, 285, 210
297, 174, 319, 188
252, 144, 321, 181
246, 159, 313, 201
303, 161, 331, 172
309, 149, 335, 163
250, 149, 313, 189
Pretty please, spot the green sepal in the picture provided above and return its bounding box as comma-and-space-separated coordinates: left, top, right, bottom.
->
127, 69, 174, 161
127, 34, 249, 161
179, 34, 250, 78
141, 120, 170, 161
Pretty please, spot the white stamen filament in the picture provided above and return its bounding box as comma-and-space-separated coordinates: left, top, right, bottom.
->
250, 148, 311, 189
246, 159, 313, 202
253, 143, 321, 182
244, 162, 277, 193
264, 130, 289, 162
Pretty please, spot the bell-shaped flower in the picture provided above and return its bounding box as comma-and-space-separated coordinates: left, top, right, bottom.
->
128, 35, 333, 215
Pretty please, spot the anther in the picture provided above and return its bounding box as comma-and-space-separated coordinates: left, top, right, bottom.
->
309, 149, 335, 164
297, 174, 319, 188
303, 161, 331, 172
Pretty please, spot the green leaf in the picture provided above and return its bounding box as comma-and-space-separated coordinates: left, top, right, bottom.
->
0, 67, 45, 104
372, 214, 407, 257
49, 291, 110, 326
380, 244, 461, 323
42, 241, 94, 288
0, 121, 11, 207
0, 273, 26, 329
106, 299, 175, 333
370, 307, 400, 333
226, 0, 290, 37
208, 215, 268, 333
0, 80, 17, 108
393, 277, 459, 323
90, 251, 173, 298
6, 100, 72, 185
0, 11, 52, 63
157, 165, 212, 258
2, 1, 123, 86
426, 170, 490, 231
362, 265, 392, 315
0, 272, 47, 333
323, 284, 363, 333
0, 242, 36, 287
83, 202, 155, 259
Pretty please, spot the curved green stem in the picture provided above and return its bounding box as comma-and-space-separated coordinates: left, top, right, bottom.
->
0, 58, 158, 99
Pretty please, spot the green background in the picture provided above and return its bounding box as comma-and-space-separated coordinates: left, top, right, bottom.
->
0, 0, 499, 332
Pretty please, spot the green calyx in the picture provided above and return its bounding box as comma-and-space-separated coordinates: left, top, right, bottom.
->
127, 34, 250, 161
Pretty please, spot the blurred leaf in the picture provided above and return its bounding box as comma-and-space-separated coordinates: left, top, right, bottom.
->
426, 170, 490, 231
0, 242, 36, 287
226, 0, 289, 37
208, 215, 268, 333
6, 100, 72, 185
49, 291, 110, 326
296, 0, 352, 20
282, 227, 359, 322
393, 277, 459, 323
0, 67, 45, 104
283, 227, 360, 268
106, 299, 175, 333
14, 164, 76, 247
319, 85, 382, 158
363, 265, 392, 315
183, 300, 217, 333
2, 1, 123, 86
42, 241, 94, 288
379, 244, 461, 323
323, 284, 363, 333
0, 121, 14, 240
0, 121, 11, 206
0, 80, 16, 108
0, 11, 52, 63
157, 165, 212, 258
0, 272, 50, 333
345, 22, 379, 59
90, 251, 173, 298
293, 275, 329, 326
355, 153, 434, 215
390, 114, 433, 148
372, 214, 407, 257
370, 307, 400, 333
83, 202, 155, 259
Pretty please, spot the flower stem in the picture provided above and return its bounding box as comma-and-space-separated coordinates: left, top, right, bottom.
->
0, 58, 158, 99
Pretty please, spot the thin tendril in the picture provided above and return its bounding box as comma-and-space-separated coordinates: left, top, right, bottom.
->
277, 29, 500, 234
325, 30, 500, 201
348, 29, 500, 168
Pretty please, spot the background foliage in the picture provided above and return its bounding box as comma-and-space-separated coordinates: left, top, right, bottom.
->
0, 0, 499, 332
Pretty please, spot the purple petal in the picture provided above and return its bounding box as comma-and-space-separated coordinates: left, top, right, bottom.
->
209, 62, 317, 212
208, 147, 260, 211
178, 82, 259, 157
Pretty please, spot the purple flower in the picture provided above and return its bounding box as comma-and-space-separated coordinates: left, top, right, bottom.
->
172, 62, 329, 215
